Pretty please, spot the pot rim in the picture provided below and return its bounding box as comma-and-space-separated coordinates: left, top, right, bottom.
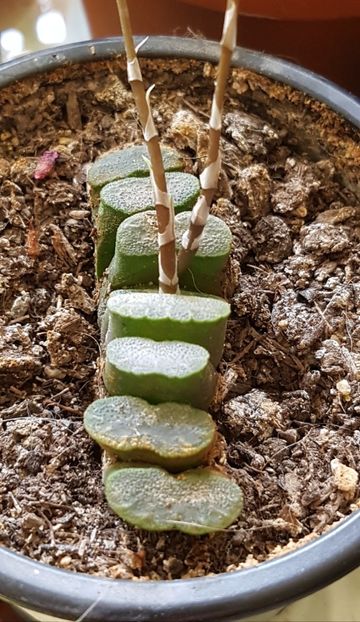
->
0, 37, 359, 622
1, 36, 360, 125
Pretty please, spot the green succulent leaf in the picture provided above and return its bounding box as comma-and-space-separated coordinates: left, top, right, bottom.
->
87, 144, 183, 191
104, 337, 216, 410
105, 290, 230, 366
109, 210, 232, 295
84, 396, 216, 471
96, 172, 200, 277
105, 464, 243, 535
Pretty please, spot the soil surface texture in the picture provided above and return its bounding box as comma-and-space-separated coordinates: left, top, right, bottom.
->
0, 57, 359, 580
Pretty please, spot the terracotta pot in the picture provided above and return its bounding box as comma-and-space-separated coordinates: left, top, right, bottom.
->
83, 0, 223, 40
82, 0, 360, 94
180, 0, 360, 19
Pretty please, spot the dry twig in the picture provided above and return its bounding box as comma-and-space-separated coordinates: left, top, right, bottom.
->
116, 0, 178, 293
178, 0, 239, 273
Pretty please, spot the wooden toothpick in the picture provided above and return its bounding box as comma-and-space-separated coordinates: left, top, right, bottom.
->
178, 0, 239, 274
116, 0, 178, 294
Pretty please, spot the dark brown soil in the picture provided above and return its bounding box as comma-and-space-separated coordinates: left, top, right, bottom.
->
0, 57, 359, 581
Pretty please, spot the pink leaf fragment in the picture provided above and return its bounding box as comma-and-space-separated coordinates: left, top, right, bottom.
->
34, 150, 59, 180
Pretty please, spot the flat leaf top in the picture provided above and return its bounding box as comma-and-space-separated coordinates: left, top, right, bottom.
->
104, 337, 216, 408
88, 145, 183, 190
107, 291, 230, 323
106, 337, 210, 377
100, 172, 199, 216
176, 212, 232, 257
104, 290, 229, 367
116, 211, 232, 257
105, 464, 244, 535
95, 172, 200, 276
84, 396, 216, 470
115, 211, 157, 256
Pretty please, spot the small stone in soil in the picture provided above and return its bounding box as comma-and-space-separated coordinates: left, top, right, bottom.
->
253, 215, 292, 263
300, 223, 350, 256
34, 150, 59, 180
271, 157, 320, 216
234, 164, 271, 221
223, 111, 279, 156
224, 389, 284, 441
331, 459, 358, 496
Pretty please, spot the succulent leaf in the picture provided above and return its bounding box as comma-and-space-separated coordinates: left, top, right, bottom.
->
84, 396, 216, 471
104, 337, 216, 410
105, 464, 243, 535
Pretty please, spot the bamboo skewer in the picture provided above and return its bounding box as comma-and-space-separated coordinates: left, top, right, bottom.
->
178, 0, 239, 274
116, 0, 179, 294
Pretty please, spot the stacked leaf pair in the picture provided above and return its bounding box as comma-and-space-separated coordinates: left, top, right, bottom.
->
89, 145, 232, 295
85, 147, 243, 534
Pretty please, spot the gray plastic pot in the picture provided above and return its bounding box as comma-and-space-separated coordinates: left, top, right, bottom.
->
0, 37, 359, 622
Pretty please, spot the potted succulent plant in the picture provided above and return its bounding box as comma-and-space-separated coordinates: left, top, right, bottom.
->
0, 0, 359, 619
82, 0, 244, 539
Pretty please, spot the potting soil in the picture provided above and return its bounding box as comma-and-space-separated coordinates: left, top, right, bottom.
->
0, 57, 359, 580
